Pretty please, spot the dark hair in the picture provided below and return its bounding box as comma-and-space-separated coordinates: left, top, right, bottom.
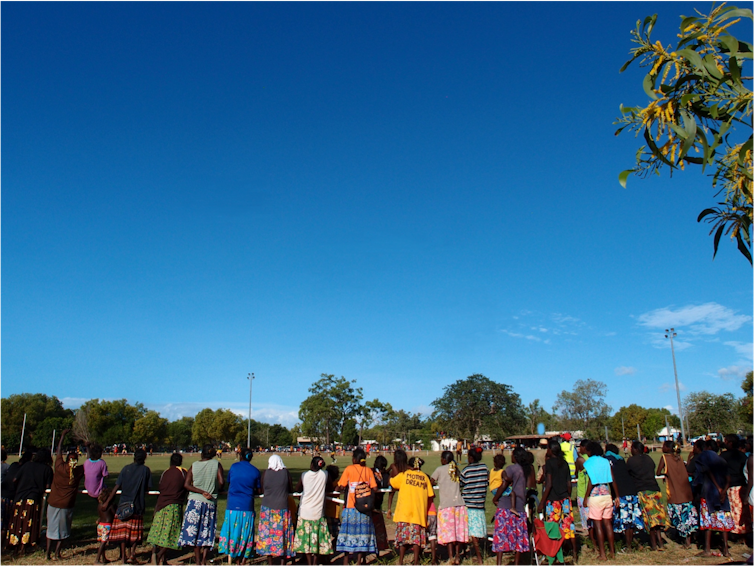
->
374, 455, 388, 469
586, 441, 603, 457
19, 450, 34, 465
632, 440, 644, 453
393, 449, 408, 473
326, 464, 339, 482
467, 446, 483, 463
493, 454, 506, 469
33, 448, 52, 465
548, 439, 566, 469
170, 453, 183, 467
706, 439, 719, 452
1, 449, 6, 462
725, 434, 740, 449
694, 439, 706, 451
241, 448, 253, 462
513, 447, 533, 480
353, 448, 367, 466
202, 444, 216, 459
441, 451, 455, 464
88, 443, 103, 460
311, 456, 326, 472
605, 443, 620, 454
134, 448, 147, 465
408, 456, 424, 470
580, 439, 590, 447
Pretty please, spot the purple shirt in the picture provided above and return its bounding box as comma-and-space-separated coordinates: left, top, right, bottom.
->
83, 459, 109, 497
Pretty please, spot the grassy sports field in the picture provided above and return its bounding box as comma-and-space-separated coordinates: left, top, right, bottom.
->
2, 450, 750, 565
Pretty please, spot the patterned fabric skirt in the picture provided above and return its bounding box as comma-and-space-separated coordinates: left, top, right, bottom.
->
638, 491, 668, 530
545, 498, 575, 540
728, 486, 752, 534
395, 522, 426, 546
97, 523, 112, 543
6, 499, 42, 547
218, 510, 255, 558
427, 514, 437, 541
466, 508, 487, 538
335, 508, 376, 553
700, 498, 734, 532
666, 502, 699, 537
109, 514, 145, 544
147, 504, 184, 551
612, 495, 645, 533
178, 499, 217, 548
576, 496, 591, 530
293, 516, 333, 555
257, 505, 295, 558
437, 506, 469, 545
492, 508, 529, 554
372, 510, 389, 551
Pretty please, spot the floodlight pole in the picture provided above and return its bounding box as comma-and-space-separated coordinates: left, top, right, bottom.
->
665, 328, 687, 444
247, 373, 255, 449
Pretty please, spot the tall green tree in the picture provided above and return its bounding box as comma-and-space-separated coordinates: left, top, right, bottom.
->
610, 404, 648, 440
553, 380, 612, 439
192, 408, 245, 446
683, 391, 739, 435
0, 393, 73, 449
431, 374, 525, 441
523, 399, 557, 435
166, 417, 194, 449
615, 5, 753, 263
298, 374, 363, 445
131, 410, 169, 446
75, 399, 146, 446
741, 371, 753, 428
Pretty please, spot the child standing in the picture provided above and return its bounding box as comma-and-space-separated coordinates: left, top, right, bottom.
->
489, 454, 506, 497
95, 487, 116, 565
84, 444, 109, 498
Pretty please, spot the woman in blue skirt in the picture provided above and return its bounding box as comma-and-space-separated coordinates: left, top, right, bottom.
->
219, 448, 261, 564
336, 448, 377, 564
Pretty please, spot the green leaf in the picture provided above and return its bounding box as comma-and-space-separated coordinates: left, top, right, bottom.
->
619, 170, 633, 188
736, 234, 752, 265
643, 73, 658, 100
713, 225, 724, 260
680, 93, 699, 106
730, 56, 742, 83
642, 14, 658, 37
738, 138, 753, 167
644, 128, 673, 167
696, 128, 710, 172
717, 8, 753, 23
677, 49, 709, 77
679, 110, 698, 160
698, 207, 717, 222
680, 16, 699, 31
703, 54, 723, 79
719, 34, 739, 58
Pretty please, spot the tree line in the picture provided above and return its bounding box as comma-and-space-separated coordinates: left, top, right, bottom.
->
1, 371, 751, 451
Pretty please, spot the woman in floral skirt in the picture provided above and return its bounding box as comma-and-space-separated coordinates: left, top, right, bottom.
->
492, 447, 530, 566
257, 455, 295, 564
292, 456, 332, 564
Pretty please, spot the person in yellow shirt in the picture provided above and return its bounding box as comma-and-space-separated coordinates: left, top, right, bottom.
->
489, 454, 506, 496
390, 456, 435, 565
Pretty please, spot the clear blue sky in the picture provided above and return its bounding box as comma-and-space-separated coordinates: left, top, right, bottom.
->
3, 2, 752, 428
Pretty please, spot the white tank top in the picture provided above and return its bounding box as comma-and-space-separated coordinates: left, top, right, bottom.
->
298, 469, 327, 521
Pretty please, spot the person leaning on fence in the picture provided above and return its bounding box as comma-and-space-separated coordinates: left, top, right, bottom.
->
6, 447, 52, 556
627, 441, 668, 552
292, 456, 333, 565
370, 455, 390, 553
218, 447, 261, 565
257, 454, 296, 563
147, 452, 188, 565
390, 456, 434, 566
104, 448, 153, 565
46, 429, 85, 561
178, 444, 224, 565
336, 448, 378, 565
656, 440, 698, 549
84, 442, 109, 499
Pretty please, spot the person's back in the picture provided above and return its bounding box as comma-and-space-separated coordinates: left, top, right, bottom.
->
83, 445, 109, 498
391, 468, 434, 527
226, 460, 260, 511
188, 458, 220, 503
263, 468, 290, 510
299, 468, 328, 521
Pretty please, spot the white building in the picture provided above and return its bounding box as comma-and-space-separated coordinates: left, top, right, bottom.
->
430, 438, 459, 452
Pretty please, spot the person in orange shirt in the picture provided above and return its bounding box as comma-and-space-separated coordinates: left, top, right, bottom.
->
336, 448, 377, 564
390, 456, 435, 565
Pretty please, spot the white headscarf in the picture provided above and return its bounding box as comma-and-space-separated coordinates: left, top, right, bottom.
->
268, 454, 285, 471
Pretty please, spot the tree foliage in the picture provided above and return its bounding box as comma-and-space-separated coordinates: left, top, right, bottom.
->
741, 371, 754, 427
1, 394, 75, 450
683, 390, 740, 434
553, 379, 612, 439
78, 399, 147, 446
610, 404, 680, 440
192, 408, 245, 446
616, 4, 753, 263
431, 374, 525, 441
298, 374, 363, 445
166, 417, 194, 449
131, 410, 169, 446
523, 399, 557, 435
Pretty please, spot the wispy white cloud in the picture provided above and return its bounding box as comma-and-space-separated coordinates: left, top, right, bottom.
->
614, 366, 636, 376
724, 341, 753, 360
659, 382, 686, 394
500, 330, 547, 343
638, 303, 751, 335
716, 365, 750, 381
60, 397, 90, 409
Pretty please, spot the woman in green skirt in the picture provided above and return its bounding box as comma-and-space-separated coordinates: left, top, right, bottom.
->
148, 453, 187, 564
293, 457, 332, 564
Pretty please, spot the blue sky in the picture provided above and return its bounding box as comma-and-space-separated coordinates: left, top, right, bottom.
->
3, 2, 752, 428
